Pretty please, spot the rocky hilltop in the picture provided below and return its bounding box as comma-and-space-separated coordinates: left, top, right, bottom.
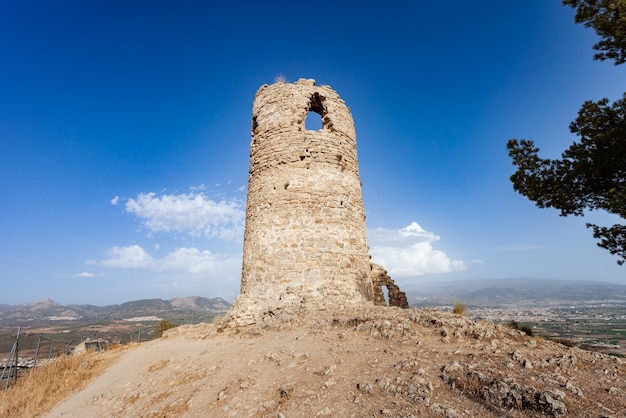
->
45, 306, 624, 417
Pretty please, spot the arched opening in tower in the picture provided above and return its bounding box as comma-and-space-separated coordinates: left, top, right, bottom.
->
305, 92, 326, 131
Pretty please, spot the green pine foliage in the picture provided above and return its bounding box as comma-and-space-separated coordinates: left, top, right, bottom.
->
563, 0, 626, 64
507, 1, 626, 265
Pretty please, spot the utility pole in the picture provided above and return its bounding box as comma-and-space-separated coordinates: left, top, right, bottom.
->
48, 339, 54, 360
33, 334, 42, 366
12, 327, 19, 385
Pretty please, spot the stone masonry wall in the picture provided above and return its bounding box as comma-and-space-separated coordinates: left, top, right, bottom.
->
371, 263, 409, 309
226, 79, 375, 323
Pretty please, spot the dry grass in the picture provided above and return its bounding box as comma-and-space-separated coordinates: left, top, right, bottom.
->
274, 73, 287, 83
148, 358, 170, 372
453, 301, 467, 316
0, 344, 132, 418
170, 370, 206, 387
549, 337, 576, 347
144, 392, 194, 418
505, 320, 535, 337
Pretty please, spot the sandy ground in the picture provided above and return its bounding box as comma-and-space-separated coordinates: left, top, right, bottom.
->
44, 306, 625, 417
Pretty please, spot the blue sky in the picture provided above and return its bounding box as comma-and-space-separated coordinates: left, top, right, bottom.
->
1, 1, 624, 305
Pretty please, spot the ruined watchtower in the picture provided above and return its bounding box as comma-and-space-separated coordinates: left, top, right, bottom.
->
227, 79, 375, 322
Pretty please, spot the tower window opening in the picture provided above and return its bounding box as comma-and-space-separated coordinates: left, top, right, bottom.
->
382, 285, 390, 306
305, 110, 323, 130
305, 92, 326, 131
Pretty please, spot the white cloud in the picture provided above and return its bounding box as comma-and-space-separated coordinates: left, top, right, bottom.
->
368, 222, 465, 277
74, 271, 96, 278
110, 195, 120, 205
89, 245, 241, 276
90, 245, 153, 269
157, 247, 240, 274
125, 192, 245, 240
368, 222, 439, 246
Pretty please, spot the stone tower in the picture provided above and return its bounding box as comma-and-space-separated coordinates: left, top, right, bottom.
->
226, 79, 375, 322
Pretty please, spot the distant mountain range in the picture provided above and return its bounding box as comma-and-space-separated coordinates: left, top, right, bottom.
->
3, 278, 625, 324
0, 296, 231, 326
403, 278, 626, 307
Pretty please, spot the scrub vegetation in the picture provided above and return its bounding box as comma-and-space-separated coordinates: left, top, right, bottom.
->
0, 344, 130, 417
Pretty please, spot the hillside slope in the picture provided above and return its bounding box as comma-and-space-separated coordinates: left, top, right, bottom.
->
45, 306, 624, 417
